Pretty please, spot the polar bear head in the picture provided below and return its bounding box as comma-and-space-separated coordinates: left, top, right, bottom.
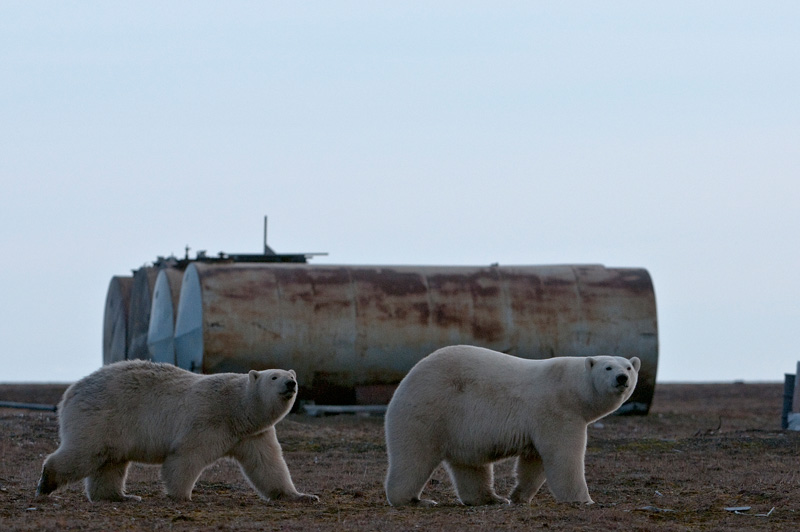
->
247, 368, 299, 422
585, 355, 640, 400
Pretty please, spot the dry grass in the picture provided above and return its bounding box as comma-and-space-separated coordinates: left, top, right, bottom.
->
1, 382, 797, 531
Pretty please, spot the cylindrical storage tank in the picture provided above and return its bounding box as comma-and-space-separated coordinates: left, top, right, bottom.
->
147, 267, 184, 364
174, 263, 658, 412
102, 275, 133, 365
126, 266, 160, 360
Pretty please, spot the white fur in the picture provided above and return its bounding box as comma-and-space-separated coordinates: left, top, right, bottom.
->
384, 345, 640, 506
36, 360, 318, 503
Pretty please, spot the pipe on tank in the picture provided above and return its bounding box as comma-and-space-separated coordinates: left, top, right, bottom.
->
173, 263, 658, 412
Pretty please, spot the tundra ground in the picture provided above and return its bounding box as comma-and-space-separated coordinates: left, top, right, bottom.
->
1, 381, 797, 531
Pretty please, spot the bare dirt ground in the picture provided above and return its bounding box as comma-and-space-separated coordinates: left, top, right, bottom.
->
1, 381, 797, 531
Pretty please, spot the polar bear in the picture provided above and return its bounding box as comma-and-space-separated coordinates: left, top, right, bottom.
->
36, 360, 318, 503
384, 345, 640, 507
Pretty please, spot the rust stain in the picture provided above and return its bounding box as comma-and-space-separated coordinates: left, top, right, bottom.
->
471, 321, 504, 343
351, 269, 428, 297
355, 384, 397, 405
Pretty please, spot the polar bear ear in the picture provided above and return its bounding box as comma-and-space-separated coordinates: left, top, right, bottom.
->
629, 357, 641, 372
585, 357, 596, 370
248, 370, 259, 383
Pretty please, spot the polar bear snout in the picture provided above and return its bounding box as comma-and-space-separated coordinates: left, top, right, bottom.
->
616, 374, 629, 387
280, 379, 297, 399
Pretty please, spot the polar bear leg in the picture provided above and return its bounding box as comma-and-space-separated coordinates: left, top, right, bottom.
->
229, 428, 318, 502
85, 461, 139, 502
36, 447, 100, 497
161, 452, 210, 500
446, 462, 509, 506
510, 454, 547, 503
540, 431, 593, 504
385, 451, 440, 507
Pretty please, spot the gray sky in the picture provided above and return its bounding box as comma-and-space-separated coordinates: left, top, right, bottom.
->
2, 2, 798, 383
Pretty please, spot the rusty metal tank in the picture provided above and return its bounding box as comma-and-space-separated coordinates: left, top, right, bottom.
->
173, 263, 658, 413
102, 275, 133, 364
147, 267, 184, 364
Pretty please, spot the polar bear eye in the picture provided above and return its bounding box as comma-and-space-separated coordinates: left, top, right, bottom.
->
605, 366, 612, 371
271, 375, 278, 380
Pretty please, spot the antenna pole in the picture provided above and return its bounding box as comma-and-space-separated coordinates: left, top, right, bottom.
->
262, 216, 276, 255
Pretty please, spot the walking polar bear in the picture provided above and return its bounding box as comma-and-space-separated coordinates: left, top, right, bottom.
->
384, 345, 640, 506
36, 360, 318, 503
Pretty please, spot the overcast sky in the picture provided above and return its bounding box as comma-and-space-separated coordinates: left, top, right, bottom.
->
1, 2, 798, 383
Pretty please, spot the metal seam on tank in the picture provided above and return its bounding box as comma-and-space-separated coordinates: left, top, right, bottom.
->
420, 269, 433, 333
274, 265, 285, 362
147, 271, 172, 363
648, 270, 660, 353
642, 269, 659, 382
197, 264, 205, 373
351, 266, 364, 360
178, 264, 192, 370
495, 267, 514, 355
568, 265, 584, 357
346, 266, 364, 359
181, 263, 205, 373
103, 276, 133, 365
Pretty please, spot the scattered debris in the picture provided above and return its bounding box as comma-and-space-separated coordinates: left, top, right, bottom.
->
635, 505, 675, 513
694, 416, 722, 436
303, 404, 387, 417
724, 506, 776, 517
